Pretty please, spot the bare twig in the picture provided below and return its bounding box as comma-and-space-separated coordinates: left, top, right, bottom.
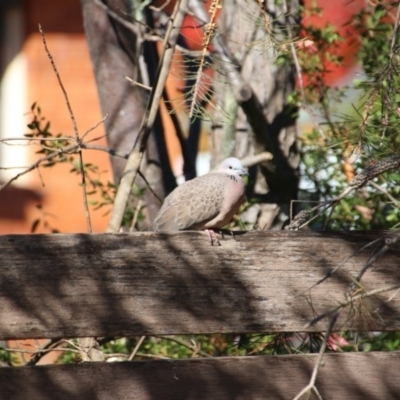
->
0, 143, 77, 191
106, 0, 189, 233
289, 155, 400, 230
305, 284, 400, 328
157, 335, 213, 358
39, 24, 92, 233
355, 240, 392, 283
389, 2, 400, 62
303, 237, 382, 293
188, 0, 278, 156
150, 0, 172, 12
0, 136, 162, 205
125, 75, 152, 91
188, 0, 220, 117
293, 313, 339, 400
369, 181, 400, 207
93, 0, 161, 42
162, 88, 196, 181
282, 0, 327, 141
240, 152, 273, 168
128, 335, 146, 361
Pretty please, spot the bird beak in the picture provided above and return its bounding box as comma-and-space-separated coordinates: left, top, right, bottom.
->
241, 168, 249, 177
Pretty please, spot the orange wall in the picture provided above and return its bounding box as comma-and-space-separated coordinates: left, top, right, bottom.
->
0, 0, 112, 234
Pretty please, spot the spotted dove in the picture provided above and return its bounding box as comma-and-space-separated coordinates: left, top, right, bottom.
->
153, 157, 248, 243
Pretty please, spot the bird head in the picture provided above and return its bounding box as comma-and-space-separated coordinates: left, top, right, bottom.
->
218, 157, 248, 177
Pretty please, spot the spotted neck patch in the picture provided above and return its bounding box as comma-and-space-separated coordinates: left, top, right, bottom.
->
226, 173, 239, 182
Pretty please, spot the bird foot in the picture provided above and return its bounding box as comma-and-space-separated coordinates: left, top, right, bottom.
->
205, 229, 221, 246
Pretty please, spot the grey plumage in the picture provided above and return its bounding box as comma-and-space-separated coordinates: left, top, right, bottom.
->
153, 157, 247, 232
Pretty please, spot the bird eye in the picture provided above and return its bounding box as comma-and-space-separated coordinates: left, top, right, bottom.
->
229, 166, 232, 169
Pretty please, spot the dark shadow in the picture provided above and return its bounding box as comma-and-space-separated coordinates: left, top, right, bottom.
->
0, 185, 42, 220
0, 231, 399, 398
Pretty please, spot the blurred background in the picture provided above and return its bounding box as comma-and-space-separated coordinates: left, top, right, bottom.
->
0, 0, 364, 234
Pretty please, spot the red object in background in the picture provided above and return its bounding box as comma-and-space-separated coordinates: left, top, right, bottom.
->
301, 0, 364, 86
154, 0, 364, 86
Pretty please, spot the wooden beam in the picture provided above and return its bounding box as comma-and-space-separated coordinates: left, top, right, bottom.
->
0, 231, 399, 339
2, 352, 400, 399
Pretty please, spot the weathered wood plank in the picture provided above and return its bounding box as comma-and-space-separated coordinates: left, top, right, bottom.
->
0, 232, 399, 339
1, 352, 399, 400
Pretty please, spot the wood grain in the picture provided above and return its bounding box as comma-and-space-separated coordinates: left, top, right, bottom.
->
0, 231, 399, 339
2, 352, 400, 400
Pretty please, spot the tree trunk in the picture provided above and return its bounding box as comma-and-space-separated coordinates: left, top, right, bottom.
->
212, 0, 300, 230
81, 0, 176, 224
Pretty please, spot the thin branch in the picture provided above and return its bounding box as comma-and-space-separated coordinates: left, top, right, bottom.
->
125, 75, 152, 91
162, 87, 197, 181
106, 0, 189, 233
130, 199, 144, 232
188, 0, 220, 117
355, 242, 391, 282
282, 0, 326, 141
93, 0, 161, 42
289, 155, 400, 230
389, 2, 400, 62
128, 335, 146, 361
157, 335, 213, 358
305, 284, 400, 328
240, 152, 273, 168
0, 143, 77, 191
81, 114, 108, 142
369, 181, 400, 207
39, 24, 92, 233
302, 237, 382, 293
150, 0, 172, 12
293, 312, 339, 400
0, 137, 162, 204
0, 136, 75, 143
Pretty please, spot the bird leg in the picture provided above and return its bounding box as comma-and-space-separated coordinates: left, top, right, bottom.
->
205, 229, 221, 246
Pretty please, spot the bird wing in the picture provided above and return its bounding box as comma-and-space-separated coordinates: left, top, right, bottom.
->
153, 173, 226, 231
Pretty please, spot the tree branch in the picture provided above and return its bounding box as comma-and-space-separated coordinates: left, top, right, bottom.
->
106, 0, 189, 233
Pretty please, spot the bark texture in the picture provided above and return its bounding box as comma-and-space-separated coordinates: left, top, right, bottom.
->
81, 0, 176, 223
212, 0, 300, 229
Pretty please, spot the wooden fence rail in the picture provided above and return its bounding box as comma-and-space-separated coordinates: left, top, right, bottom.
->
0, 231, 399, 399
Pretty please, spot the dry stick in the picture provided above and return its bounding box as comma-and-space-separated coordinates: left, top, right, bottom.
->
282, 0, 327, 141
188, 0, 279, 157
92, 0, 160, 41
125, 75, 152, 91
25, 338, 64, 366
241, 152, 273, 168
188, 0, 220, 117
80, 114, 108, 141
81, 144, 163, 203
157, 335, 213, 358
289, 155, 400, 230
0, 143, 78, 191
0, 137, 162, 204
0, 136, 75, 143
39, 24, 92, 233
162, 88, 195, 180
150, 0, 172, 12
129, 199, 143, 232
293, 312, 339, 400
380, 2, 400, 141
369, 181, 400, 207
40, 27, 98, 359
354, 237, 397, 282
128, 335, 146, 361
106, 0, 189, 233
305, 283, 400, 328
303, 237, 382, 293
94, 0, 196, 56
389, 2, 400, 62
